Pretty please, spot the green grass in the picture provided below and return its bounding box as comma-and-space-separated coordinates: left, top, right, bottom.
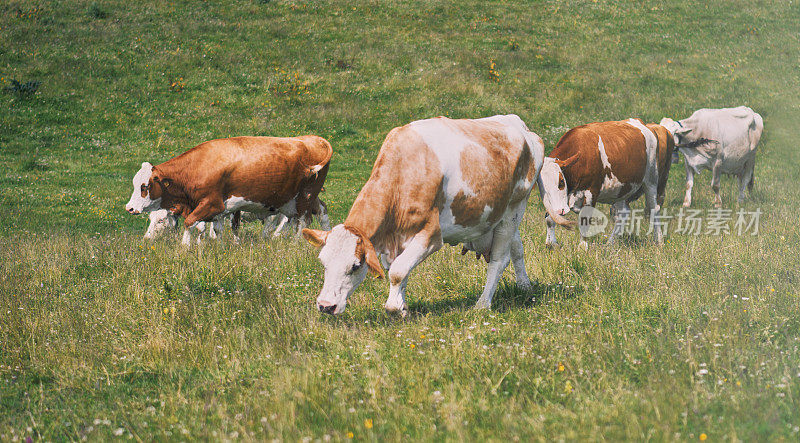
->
2, 0, 800, 440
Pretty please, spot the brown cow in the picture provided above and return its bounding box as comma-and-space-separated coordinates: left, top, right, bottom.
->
125, 136, 332, 245
537, 119, 674, 248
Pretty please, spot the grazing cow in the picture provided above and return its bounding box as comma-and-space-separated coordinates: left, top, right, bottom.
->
141, 197, 330, 241
302, 115, 567, 315
538, 119, 674, 248
660, 106, 763, 207
125, 136, 332, 245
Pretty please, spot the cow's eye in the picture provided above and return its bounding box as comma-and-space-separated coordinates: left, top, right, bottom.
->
349, 262, 363, 274
558, 177, 566, 190
141, 183, 149, 192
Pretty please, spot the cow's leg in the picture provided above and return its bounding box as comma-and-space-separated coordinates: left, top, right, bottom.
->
683, 161, 695, 208
231, 211, 241, 243
738, 158, 754, 203
261, 215, 279, 238
510, 229, 533, 291
182, 198, 225, 246
385, 230, 442, 316
475, 215, 518, 310
711, 159, 723, 208
271, 215, 291, 238
315, 199, 331, 230
577, 193, 597, 250
644, 185, 663, 245
608, 201, 630, 246
544, 214, 559, 248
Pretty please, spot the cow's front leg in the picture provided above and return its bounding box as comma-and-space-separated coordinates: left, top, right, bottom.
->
544, 214, 559, 248
711, 159, 723, 208
683, 162, 695, 208
315, 200, 331, 230
385, 231, 441, 316
182, 198, 225, 246
577, 192, 596, 250
475, 221, 514, 310
608, 201, 630, 246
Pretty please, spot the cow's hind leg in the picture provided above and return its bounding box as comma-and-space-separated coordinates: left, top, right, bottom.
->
711, 159, 723, 208
475, 202, 525, 310
738, 158, 755, 203
510, 229, 533, 291
644, 185, 664, 245
385, 229, 442, 316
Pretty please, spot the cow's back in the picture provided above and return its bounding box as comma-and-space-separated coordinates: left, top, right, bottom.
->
158, 135, 332, 210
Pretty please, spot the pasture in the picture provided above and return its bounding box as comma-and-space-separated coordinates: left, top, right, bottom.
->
2, 0, 799, 440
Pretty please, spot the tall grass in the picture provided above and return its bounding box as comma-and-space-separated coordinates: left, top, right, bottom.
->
2, 0, 799, 440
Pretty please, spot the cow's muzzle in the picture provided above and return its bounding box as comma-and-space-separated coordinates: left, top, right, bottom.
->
318, 303, 337, 315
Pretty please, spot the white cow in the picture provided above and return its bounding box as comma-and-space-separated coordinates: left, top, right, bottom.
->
660, 106, 763, 207
302, 115, 570, 315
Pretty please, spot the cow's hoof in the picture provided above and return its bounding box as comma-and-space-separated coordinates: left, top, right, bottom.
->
545, 241, 560, 250
473, 301, 491, 310
682, 202, 691, 208
385, 304, 408, 318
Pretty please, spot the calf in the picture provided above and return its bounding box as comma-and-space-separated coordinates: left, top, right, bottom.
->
302, 115, 567, 315
142, 197, 330, 241
125, 135, 332, 245
538, 119, 674, 248
660, 106, 763, 207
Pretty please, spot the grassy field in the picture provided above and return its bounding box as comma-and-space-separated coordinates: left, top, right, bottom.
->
2, 0, 800, 440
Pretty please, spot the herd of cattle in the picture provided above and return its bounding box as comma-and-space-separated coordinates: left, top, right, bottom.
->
125, 106, 763, 315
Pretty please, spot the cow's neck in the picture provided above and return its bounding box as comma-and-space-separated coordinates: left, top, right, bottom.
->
343, 180, 393, 250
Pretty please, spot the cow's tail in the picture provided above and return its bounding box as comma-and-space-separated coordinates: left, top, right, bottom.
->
304, 137, 333, 178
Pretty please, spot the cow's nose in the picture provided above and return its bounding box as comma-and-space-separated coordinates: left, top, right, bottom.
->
318, 303, 337, 315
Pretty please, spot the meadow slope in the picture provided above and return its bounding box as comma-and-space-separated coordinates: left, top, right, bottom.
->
1, 0, 800, 440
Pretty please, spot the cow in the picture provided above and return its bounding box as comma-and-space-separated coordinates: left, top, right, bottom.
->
538, 119, 674, 249
301, 115, 570, 316
125, 135, 332, 245
141, 197, 330, 241
659, 106, 763, 207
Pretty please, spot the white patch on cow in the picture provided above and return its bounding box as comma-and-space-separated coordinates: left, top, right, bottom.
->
125, 162, 161, 214
626, 118, 658, 161
315, 225, 369, 314
409, 120, 477, 239
596, 135, 627, 201
279, 198, 297, 217
538, 157, 570, 215
144, 209, 176, 239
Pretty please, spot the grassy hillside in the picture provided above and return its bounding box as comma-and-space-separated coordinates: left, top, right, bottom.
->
2, 0, 799, 440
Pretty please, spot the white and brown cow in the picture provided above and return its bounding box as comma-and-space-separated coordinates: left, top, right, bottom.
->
302, 115, 568, 315
660, 106, 763, 207
538, 119, 674, 248
125, 136, 332, 245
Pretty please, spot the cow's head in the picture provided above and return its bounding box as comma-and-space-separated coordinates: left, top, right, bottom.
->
144, 209, 177, 239
125, 162, 163, 214
659, 117, 692, 145
537, 157, 577, 228
302, 225, 384, 315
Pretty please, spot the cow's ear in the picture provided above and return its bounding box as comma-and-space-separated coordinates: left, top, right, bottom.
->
302, 229, 329, 248
362, 240, 385, 279
556, 154, 580, 170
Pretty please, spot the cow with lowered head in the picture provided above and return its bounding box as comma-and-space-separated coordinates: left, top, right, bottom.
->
302, 115, 570, 316
538, 119, 674, 248
660, 106, 763, 207
125, 136, 332, 245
